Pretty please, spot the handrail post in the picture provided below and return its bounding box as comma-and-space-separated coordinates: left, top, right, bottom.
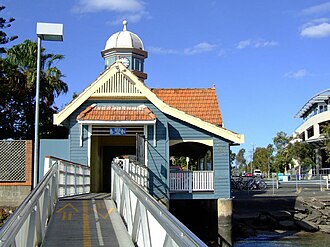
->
189, 171, 193, 193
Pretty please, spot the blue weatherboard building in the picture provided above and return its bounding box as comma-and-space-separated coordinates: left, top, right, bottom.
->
43, 22, 243, 239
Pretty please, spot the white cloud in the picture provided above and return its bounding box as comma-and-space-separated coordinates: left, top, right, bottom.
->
72, 0, 148, 23
148, 47, 179, 55
301, 1, 330, 15
73, 0, 144, 13
300, 19, 330, 38
285, 69, 308, 79
237, 40, 251, 49
149, 42, 217, 56
236, 39, 278, 49
184, 42, 217, 55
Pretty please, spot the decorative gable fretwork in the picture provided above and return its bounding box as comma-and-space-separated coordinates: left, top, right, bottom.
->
92, 72, 142, 97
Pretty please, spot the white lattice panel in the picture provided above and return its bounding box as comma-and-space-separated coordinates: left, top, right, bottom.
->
0, 140, 26, 182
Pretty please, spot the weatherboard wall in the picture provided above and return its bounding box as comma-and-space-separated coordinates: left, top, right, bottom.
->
65, 99, 231, 200
164, 115, 231, 200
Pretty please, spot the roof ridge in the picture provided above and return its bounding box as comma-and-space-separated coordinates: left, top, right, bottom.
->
151, 87, 215, 90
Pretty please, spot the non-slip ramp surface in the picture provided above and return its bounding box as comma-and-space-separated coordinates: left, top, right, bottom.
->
41, 195, 134, 247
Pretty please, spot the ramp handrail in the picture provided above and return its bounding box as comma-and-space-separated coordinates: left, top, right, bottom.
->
0, 157, 90, 247
111, 160, 207, 247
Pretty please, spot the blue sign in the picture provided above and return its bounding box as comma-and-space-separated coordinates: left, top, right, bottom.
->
110, 128, 126, 136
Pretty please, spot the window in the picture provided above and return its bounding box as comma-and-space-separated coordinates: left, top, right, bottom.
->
299, 132, 305, 141
307, 126, 314, 138
134, 58, 141, 71
319, 121, 330, 135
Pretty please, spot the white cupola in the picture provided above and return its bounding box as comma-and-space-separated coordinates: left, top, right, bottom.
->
104, 20, 144, 50
101, 20, 148, 81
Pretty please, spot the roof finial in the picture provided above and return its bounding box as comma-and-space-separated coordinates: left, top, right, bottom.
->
123, 20, 128, 31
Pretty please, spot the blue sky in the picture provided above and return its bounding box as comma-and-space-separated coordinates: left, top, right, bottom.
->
3, 0, 330, 159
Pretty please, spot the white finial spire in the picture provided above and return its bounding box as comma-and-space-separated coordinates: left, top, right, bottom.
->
123, 20, 128, 31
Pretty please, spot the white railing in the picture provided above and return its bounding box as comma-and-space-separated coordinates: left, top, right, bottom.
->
113, 158, 148, 190
111, 162, 207, 247
0, 157, 90, 247
170, 171, 214, 192
320, 168, 330, 176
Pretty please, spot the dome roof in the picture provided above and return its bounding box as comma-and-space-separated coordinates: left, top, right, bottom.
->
104, 20, 144, 50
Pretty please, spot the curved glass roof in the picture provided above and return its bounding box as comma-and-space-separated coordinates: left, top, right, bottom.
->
295, 88, 330, 118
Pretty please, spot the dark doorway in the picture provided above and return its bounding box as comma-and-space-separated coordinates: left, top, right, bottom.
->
102, 145, 136, 192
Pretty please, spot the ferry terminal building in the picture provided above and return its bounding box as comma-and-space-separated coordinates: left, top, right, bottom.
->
44, 21, 244, 243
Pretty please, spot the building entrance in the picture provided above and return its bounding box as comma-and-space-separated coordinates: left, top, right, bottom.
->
90, 135, 137, 192
102, 145, 136, 192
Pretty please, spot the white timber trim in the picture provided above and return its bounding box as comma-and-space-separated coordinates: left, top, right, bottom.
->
169, 139, 214, 147
153, 121, 156, 147
88, 125, 92, 167
79, 123, 83, 147
77, 120, 156, 126
144, 125, 148, 166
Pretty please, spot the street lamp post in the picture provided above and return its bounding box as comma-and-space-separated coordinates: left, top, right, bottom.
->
33, 22, 63, 188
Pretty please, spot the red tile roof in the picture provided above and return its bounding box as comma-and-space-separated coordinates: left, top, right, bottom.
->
151, 88, 223, 126
77, 104, 156, 121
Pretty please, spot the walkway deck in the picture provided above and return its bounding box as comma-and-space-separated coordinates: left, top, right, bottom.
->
41, 193, 134, 247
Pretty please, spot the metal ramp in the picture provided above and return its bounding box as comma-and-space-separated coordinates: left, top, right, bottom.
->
42, 194, 133, 247
0, 157, 207, 247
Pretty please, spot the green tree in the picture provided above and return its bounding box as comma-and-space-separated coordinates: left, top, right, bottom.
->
272, 131, 315, 173
321, 123, 330, 162
0, 40, 68, 140
290, 136, 315, 171
0, 5, 17, 54
235, 148, 246, 172
252, 144, 273, 177
230, 150, 236, 167
272, 131, 292, 172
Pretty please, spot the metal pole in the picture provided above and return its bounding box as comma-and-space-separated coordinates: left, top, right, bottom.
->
272, 174, 275, 195
296, 174, 298, 192
33, 37, 42, 188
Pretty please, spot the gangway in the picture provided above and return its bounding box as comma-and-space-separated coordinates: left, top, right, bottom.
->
0, 157, 207, 247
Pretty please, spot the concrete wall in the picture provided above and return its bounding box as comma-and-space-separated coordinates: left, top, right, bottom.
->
0, 140, 33, 207
0, 186, 31, 207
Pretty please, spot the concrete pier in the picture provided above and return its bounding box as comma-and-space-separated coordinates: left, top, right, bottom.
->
218, 198, 233, 247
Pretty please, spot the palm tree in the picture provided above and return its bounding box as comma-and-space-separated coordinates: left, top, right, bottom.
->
0, 39, 68, 140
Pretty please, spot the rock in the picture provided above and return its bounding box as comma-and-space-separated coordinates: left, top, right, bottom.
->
268, 210, 291, 220
305, 210, 321, 222
294, 212, 307, 221
259, 214, 267, 221
296, 220, 319, 232
319, 225, 330, 233
311, 201, 325, 210
294, 200, 308, 212
279, 220, 297, 230
320, 208, 330, 217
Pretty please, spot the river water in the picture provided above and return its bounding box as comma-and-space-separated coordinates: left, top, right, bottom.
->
234, 231, 330, 247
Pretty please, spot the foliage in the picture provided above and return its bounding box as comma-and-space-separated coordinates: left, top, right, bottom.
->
271, 131, 293, 172
0, 40, 68, 140
321, 123, 330, 162
235, 148, 246, 172
273, 131, 290, 151
270, 131, 315, 173
230, 150, 236, 167
0, 207, 16, 227
290, 136, 315, 169
252, 144, 273, 176
0, 6, 17, 54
